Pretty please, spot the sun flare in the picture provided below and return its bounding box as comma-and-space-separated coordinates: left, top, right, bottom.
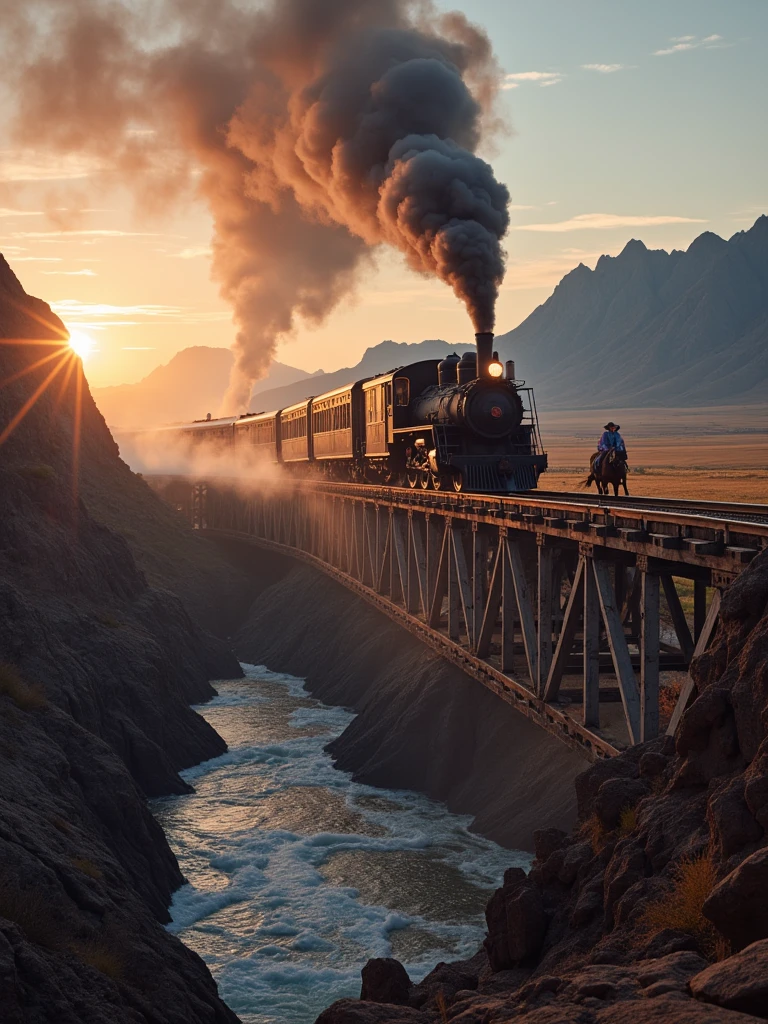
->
68, 329, 95, 361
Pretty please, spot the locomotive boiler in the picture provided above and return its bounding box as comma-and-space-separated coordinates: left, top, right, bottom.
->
171, 330, 547, 493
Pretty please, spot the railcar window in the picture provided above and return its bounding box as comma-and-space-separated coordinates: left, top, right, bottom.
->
394, 378, 409, 406
282, 414, 307, 439
366, 387, 384, 422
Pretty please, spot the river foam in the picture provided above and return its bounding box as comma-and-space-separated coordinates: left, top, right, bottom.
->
153, 664, 527, 1024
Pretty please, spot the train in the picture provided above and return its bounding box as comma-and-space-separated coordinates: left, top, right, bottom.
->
169, 332, 547, 493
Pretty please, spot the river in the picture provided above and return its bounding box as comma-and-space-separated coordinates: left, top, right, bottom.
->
152, 664, 526, 1024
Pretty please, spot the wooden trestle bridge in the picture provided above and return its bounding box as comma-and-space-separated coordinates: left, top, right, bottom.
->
167, 479, 768, 762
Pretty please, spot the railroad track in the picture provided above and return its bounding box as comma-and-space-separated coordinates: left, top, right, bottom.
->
527, 491, 768, 526
303, 480, 768, 528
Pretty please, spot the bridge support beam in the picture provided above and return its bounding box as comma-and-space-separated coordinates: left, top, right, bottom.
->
176, 479, 750, 762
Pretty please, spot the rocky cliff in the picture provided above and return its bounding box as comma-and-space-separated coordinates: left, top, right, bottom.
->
316, 547, 768, 1023
0, 256, 242, 1021
235, 559, 586, 851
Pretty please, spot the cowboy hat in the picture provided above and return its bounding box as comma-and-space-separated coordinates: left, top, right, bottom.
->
604, 421, 620, 430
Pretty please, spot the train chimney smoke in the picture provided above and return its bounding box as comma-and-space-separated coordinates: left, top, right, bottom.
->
2, 0, 511, 413
475, 332, 494, 378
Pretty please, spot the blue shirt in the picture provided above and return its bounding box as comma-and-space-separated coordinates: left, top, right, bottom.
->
598, 430, 625, 451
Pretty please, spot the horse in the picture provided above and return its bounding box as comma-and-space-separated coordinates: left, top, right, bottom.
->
583, 448, 629, 496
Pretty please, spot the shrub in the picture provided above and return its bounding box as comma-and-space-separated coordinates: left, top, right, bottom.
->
618, 805, 638, 836
71, 939, 124, 981
70, 857, 103, 881
18, 463, 56, 482
96, 612, 122, 629
582, 812, 608, 854
639, 851, 727, 959
0, 663, 47, 711
659, 678, 683, 723
434, 992, 449, 1024
0, 880, 64, 949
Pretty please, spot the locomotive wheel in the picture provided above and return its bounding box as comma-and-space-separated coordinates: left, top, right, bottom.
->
451, 473, 465, 493
431, 471, 452, 491
406, 470, 419, 489
419, 470, 431, 490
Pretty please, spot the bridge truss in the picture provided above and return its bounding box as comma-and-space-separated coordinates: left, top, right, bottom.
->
175, 480, 767, 762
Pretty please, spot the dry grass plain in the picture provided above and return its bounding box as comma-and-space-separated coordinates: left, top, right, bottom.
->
538, 404, 767, 503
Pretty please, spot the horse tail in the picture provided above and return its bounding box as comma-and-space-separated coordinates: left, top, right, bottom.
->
581, 474, 594, 490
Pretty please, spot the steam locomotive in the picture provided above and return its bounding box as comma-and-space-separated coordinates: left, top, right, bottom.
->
172, 332, 547, 493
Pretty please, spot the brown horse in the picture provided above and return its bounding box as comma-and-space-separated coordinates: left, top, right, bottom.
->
583, 448, 629, 496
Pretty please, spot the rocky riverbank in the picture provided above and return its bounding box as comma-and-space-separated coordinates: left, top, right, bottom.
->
0, 256, 242, 1021
316, 547, 768, 1023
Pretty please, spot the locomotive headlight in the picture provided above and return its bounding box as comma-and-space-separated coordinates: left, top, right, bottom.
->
488, 360, 504, 378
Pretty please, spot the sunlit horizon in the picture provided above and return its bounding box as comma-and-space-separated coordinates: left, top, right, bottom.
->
68, 329, 96, 362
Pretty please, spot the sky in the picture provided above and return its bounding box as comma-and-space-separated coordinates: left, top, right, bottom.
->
0, 0, 766, 389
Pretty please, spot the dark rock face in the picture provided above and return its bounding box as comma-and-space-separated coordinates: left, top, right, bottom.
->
484, 869, 546, 970
315, 1002, 428, 1024
0, 257, 242, 1019
703, 849, 768, 949
690, 940, 768, 1017
360, 958, 412, 1005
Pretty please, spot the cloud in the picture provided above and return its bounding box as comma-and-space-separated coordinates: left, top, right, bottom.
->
12, 229, 162, 239
581, 64, 626, 74
52, 300, 184, 319
503, 71, 563, 90
508, 204, 535, 211
42, 268, 97, 276
8, 255, 62, 262
170, 246, 212, 259
0, 150, 102, 181
0, 208, 43, 218
654, 34, 725, 56
516, 213, 707, 233
50, 299, 229, 329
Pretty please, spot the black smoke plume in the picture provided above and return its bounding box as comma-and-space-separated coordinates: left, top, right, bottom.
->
1, 0, 510, 411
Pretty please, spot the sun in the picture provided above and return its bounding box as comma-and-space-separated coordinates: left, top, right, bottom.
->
68, 329, 95, 361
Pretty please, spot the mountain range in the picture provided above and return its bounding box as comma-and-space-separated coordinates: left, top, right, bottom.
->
94, 214, 767, 425
91, 347, 317, 428
496, 215, 768, 408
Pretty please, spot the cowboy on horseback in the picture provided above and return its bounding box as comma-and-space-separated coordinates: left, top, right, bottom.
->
584, 421, 630, 495
595, 421, 626, 472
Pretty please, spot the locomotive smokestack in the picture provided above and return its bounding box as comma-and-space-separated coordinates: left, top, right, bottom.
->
475, 332, 494, 378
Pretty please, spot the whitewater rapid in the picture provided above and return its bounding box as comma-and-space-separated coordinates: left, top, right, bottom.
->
152, 664, 526, 1024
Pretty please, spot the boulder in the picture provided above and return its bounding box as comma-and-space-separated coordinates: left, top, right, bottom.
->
558, 841, 593, 886
708, 777, 763, 859
594, 778, 649, 829
409, 959, 478, 1009
690, 940, 768, 1018
315, 1001, 428, 1024
360, 958, 412, 1005
639, 752, 668, 779
575, 757, 639, 820
533, 827, 568, 863
703, 847, 768, 949
636, 950, 708, 998
484, 871, 546, 971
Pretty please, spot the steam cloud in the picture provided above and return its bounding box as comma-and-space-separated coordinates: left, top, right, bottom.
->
1, 0, 510, 412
